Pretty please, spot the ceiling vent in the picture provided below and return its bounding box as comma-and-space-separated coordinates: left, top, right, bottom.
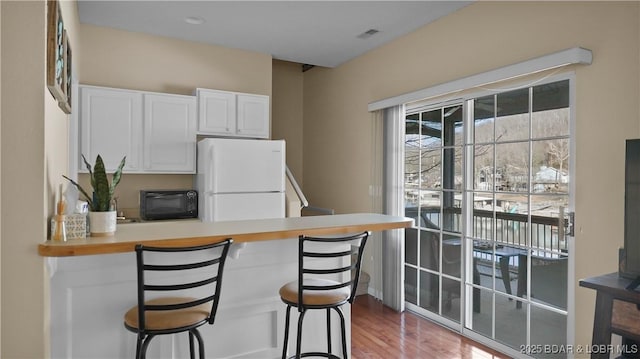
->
357, 29, 380, 39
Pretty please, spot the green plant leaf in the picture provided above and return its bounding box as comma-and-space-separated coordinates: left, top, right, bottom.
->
92, 155, 110, 211
81, 154, 95, 191
64, 154, 126, 212
109, 156, 126, 198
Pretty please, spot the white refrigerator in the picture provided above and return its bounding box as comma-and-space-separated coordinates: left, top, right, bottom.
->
196, 138, 286, 222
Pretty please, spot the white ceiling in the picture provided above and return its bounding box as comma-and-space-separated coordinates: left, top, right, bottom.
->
77, 1, 471, 68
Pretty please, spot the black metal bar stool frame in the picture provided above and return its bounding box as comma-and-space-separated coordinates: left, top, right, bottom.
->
280, 231, 369, 359
124, 239, 232, 359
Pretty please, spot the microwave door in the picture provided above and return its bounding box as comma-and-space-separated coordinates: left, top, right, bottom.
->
144, 193, 183, 219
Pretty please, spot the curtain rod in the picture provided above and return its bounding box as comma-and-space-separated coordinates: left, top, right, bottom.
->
368, 47, 592, 112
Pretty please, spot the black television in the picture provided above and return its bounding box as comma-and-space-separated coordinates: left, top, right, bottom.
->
621, 139, 640, 280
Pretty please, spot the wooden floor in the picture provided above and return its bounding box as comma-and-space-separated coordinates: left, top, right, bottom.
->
351, 295, 510, 359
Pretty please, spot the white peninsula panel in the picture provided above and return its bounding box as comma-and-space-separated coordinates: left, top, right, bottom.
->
42, 214, 414, 358
49, 237, 350, 359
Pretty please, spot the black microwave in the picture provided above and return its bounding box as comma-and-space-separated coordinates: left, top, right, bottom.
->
140, 190, 198, 220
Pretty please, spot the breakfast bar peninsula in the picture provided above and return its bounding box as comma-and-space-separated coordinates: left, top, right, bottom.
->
40, 213, 412, 358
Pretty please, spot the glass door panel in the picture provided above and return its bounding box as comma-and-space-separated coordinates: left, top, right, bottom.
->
471, 288, 494, 337
405, 79, 572, 357
495, 292, 527, 348
531, 306, 568, 348
404, 105, 464, 324
420, 270, 439, 313
466, 79, 571, 357
442, 277, 461, 322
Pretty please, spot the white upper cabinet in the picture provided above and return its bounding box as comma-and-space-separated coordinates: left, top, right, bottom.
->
80, 86, 143, 172
237, 94, 270, 138
196, 88, 269, 138
143, 93, 197, 173
197, 89, 236, 136
79, 85, 197, 174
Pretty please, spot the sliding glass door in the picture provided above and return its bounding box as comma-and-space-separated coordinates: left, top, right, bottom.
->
403, 78, 572, 358
404, 103, 464, 324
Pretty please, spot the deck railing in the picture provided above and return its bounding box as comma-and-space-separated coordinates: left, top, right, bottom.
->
409, 206, 567, 256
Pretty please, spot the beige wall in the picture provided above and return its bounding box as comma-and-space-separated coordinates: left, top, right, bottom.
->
77, 24, 274, 211
0, 1, 3, 353
79, 24, 272, 96
302, 1, 639, 350
1, 3, 47, 357
272, 60, 304, 185
0, 2, 2, 354
0, 0, 79, 356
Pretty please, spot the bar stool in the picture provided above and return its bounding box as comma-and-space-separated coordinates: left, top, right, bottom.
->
279, 231, 369, 359
124, 239, 232, 359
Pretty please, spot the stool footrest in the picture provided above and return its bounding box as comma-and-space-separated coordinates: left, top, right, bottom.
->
286, 352, 343, 359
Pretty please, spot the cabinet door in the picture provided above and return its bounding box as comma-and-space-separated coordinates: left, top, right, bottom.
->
143, 93, 197, 173
80, 86, 142, 172
197, 89, 236, 135
237, 94, 269, 138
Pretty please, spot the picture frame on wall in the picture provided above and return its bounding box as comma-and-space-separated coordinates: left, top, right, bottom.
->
58, 30, 71, 114
47, 0, 72, 114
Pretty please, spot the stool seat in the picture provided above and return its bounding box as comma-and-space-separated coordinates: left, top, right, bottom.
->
124, 297, 211, 331
280, 279, 351, 306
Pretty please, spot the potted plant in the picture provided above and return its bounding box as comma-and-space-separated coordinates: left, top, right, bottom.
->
63, 154, 126, 236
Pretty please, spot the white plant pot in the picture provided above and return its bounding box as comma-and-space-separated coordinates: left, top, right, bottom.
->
89, 211, 117, 237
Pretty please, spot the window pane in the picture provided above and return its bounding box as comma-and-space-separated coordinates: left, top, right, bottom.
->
497, 87, 529, 117
485, 244, 527, 297
405, 149, 421, 206
531, 306, 567, 358
470, 288, 494, 338
406, 113, 420, 135
532, 108, 569, 139
419, 229, 439, 272
405, 266, 417, 305
475, 95, 495, 143
442, 191, 462, 233
530, 194, 569, 253
421, 109, 442, 146
532, 139, 569, 194
472, 194, 494, 240
473, 239, 497, 291
442, 234, 461, 279
531, 252, 568, 310
496, 142, 529, 192
495, 293, 526, 348
532, 80, 569, 112
421, 149, 441, 189
474, 144, 494, 191
444, 105, 463, 146
443, 147, 462, 190
532, 80, 569, 138
496, 88, 529, 142
495, 192, 528, 248
405, 228, 418, 266
442, 277, 461, 322
421, 205, 440, 229
419, 270, 439, 313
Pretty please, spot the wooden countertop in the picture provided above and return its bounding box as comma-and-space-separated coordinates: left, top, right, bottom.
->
38, 213, 414, 257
